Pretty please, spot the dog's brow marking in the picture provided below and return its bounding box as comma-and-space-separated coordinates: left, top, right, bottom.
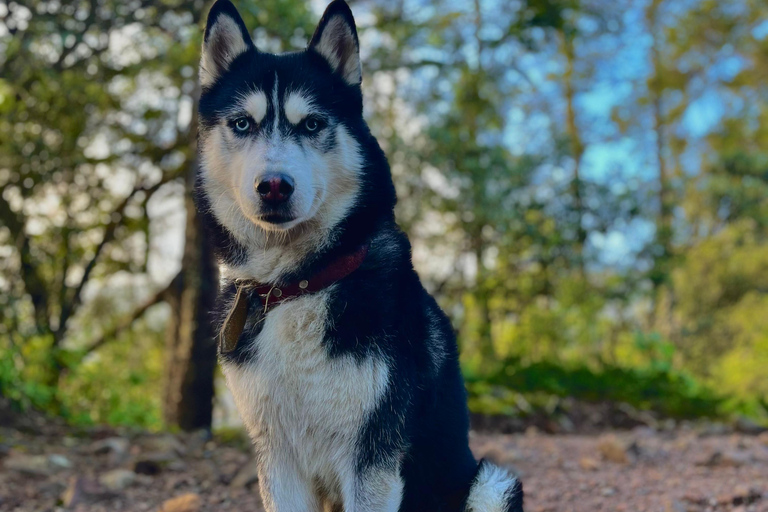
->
271, 73, 280, 134
284, 91, 314, 125
244, 90, 268, 124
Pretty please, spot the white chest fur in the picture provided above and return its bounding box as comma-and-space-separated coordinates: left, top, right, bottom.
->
221, 288, 390, 489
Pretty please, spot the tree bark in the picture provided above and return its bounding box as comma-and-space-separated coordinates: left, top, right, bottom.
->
156, 1, 219, 431
162, 161, 218, 431
562, 30, 587, 277
648, 0, 672, 286
646, 0, 675, 335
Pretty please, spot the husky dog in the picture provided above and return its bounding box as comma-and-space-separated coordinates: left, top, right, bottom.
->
195, 1, 524, 510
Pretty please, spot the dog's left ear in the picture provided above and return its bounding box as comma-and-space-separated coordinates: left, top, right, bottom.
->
308, 0, 362, 86
200, 0, 254, 88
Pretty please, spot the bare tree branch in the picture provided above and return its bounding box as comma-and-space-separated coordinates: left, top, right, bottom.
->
0, 183, 51, 334
55, 171, 183, 342
52, 0, 98, 72
79, 273, 180, 358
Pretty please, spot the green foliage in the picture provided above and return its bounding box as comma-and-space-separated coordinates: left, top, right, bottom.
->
1, 0, 767, 429
213, 426, 252, 451
0, 336, 57, 412
56, 319, 166, 428
0, 312, 165, 428
468, 357, 725, 420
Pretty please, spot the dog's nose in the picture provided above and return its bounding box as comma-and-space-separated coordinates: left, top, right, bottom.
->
256, 174, 294, 205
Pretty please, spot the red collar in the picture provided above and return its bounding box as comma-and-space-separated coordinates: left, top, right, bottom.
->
219, 243, 370, 354
246, 243, 369, 311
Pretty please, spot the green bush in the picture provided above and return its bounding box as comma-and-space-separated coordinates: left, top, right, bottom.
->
467, 356, 727, 420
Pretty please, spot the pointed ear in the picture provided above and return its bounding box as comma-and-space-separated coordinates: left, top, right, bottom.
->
308, 0, 362, 86
200, 0, 254, 88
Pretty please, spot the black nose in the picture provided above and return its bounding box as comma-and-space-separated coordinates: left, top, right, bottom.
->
256, 174, 294, 205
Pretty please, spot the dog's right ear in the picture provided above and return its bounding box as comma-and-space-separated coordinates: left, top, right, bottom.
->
308, 0, 361, 86
200, 0, 254, 88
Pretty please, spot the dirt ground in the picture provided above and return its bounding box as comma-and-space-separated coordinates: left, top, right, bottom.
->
1, 424, 767, 512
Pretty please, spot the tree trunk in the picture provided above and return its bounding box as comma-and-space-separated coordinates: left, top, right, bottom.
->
162, 162, 218, 431
474, 242, 496, 367
648, 0, 672, 286
562, 30, 587, 277
646, 0, 674, 334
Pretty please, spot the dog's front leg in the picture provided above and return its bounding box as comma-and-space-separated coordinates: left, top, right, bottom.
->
257, 456, 321, 512
341, 466, 404, 512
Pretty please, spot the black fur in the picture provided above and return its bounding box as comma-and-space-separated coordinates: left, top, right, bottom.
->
195, 1, 523, 510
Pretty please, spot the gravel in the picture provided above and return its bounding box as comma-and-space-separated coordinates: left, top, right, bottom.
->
1, 426, 766, 511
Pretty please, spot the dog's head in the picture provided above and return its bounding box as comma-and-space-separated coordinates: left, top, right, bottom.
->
197, 0, 383, 256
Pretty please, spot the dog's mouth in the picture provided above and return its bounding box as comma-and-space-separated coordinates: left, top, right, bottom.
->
257, 214, 296, 225
242, 187, 323, 232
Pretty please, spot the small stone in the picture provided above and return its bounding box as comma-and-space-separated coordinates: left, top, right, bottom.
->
37, 481, 67, 498
682, 492, 706, 504
3, 455, 48, 476
734, 416, 767, 435
669, 500, 687, 512
696, 450, 750, 467
62, 437, 79, 448
601, 487, 616, 496
661, 419, 677, 431
167, 460, 187, 472
142, 434, 187, 457
579, 457, 600, 471
49, 454, 73, 469
134, 459, 162, 475
134, 451, 180, 475
697, 421, 729, 437
695, 451, 719, 466
61, 477, 117, 508
4, 454, 70, 476
158, 493, 201, 512
722, 485, 763, 506
632, 426, 657, 438
597, 435, 629, 464
99, 469, 136, 491
556, 415, 575, 433
524, 426, 539, 437
91, 437, 130, 459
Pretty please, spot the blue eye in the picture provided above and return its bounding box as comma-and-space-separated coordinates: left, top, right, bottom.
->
304, 118, 319, 132
234, 117, 250, 132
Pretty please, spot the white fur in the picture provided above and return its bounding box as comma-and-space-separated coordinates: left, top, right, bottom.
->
284, 90, 316, 125
243, 89, 268, 124
352, 467, 404, 512
221, 289, 392, 511
200, 14, 249, 88
465, 463, 520, 512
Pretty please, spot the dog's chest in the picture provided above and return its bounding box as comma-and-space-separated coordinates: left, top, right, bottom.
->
222, 289, 389, 474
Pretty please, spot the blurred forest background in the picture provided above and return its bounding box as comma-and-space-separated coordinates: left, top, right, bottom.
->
1, 0, 767, 432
